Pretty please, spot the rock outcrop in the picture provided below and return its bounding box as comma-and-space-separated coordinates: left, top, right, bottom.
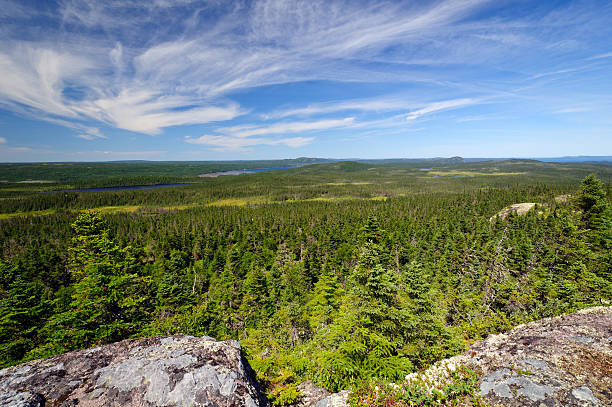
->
294, 381, 348, 407
0, 335, 268, 407
490, 202, 537, 222
470, 306, 611, 406
295, 381, 330, 407
2, 307, 610, 407
413, 306, 611, 406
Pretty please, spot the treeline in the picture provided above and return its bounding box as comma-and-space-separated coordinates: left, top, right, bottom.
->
0, 158, 327, 183
0, 175, 610, 404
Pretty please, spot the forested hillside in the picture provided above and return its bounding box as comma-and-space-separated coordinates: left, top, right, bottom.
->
0, 161, 611, 405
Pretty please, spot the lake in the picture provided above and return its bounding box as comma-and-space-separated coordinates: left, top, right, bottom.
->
43, 166, 300, 193
199, 165, 300, 178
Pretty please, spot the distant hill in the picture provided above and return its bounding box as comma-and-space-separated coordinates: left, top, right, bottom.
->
534, 156, 612, 163
13, 156, 611, 165
295, 160, 371, 174
462, 156, 612, 163
354, 156, 466, 165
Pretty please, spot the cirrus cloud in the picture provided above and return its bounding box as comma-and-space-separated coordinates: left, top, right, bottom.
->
185, 117, 354, 150
185, 134, 313, 151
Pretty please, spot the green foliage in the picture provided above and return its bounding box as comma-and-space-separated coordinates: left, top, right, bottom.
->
403, 261, 458, 368
27, 212, 151, 358
313, 240, 413, 391
307, 270, 343, 331
349, 366, 486, 407
0, 273, 49, 367
267, 383, 300, 407
578, 174, 611, 247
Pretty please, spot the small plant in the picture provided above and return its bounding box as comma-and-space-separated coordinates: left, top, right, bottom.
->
267, 383, 300, 406
349, 365, 487, 407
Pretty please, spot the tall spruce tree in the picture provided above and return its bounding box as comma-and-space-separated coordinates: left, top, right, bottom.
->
578, 174, 611, 248
313, 219, 411, 391
31, 212, 150, 357
403, 260, 454, 367
306, 268, 342, 332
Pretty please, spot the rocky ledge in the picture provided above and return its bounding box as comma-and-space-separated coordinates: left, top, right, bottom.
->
473, 306, 611, 406
414, 306, 612, 406
0, 335, 268, 407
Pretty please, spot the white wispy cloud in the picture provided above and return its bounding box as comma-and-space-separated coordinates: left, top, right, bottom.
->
220, 118, 354, 138
5, 147, 32, 152
263, 98, 411, 119
587, 51, 612, 60
553, 107, 590, 114
406, 98, 476, 121
77, 90, 245, 134
185, 134, 313, 150
456, 114, 508, 123
0, 45, 91, 117
76, 134, 98, 140
186, 117, 353, 150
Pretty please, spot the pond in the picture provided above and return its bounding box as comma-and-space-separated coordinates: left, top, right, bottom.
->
198, 165, 300, 177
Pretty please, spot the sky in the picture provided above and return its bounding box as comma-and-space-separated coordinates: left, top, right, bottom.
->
0, 0, 611, 162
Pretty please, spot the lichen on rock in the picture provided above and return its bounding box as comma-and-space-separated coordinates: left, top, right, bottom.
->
406, 306, 612, 406
0, 335, 268, 407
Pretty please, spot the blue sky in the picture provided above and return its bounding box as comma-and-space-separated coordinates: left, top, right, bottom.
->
0, 0, 611, 162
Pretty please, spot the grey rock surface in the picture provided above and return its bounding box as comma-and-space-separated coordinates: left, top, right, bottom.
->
573, 386, 599, 404
0, 335, 268, 407
294, 381, 350, 407
314, 390, 349, 407
447, 306, 612, 406
295, 380, 330, 407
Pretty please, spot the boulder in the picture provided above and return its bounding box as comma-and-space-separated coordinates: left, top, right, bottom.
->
295, 380, 330, 407
0, 335, 268, 407
313, 390, 349, 407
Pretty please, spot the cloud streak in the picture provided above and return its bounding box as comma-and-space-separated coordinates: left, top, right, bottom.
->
263, 98, 413, 119
406, 99, 476, 121
185, 134, 313, 150
186, 117, 354, 150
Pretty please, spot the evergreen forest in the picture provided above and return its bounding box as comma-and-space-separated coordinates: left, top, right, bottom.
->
1, 159, 611, 405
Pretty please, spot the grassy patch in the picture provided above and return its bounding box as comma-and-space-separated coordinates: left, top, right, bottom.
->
0, 209, 57, 219
0, 204, 201, 219
326, 182, 373, 186
427, 171, 525, 177
207, 197, 270, 207
301, 195, 388, 202
95, 205, 141, 214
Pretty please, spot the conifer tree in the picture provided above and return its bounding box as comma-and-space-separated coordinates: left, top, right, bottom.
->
306, 268, 342, 332
578, 174, 611, 247
403, 260, 453, 367
314, 226, 411, 391
32, 212, 150, 357
0, 272, 48, 367
238, 265, 270, 329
